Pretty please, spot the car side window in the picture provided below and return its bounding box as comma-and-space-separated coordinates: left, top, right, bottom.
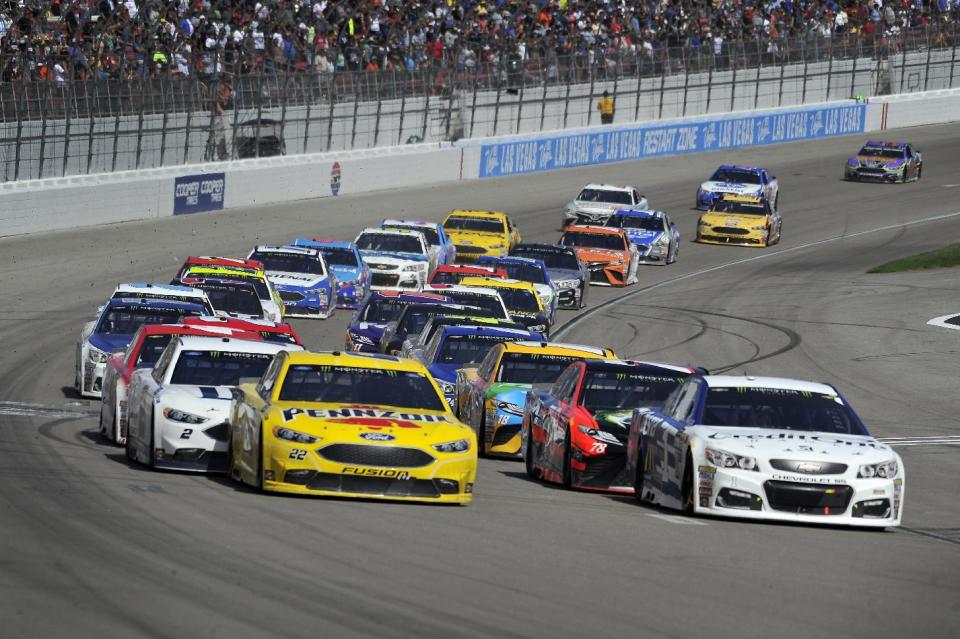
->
257, 355, 283, 400
674, 380, 703, 424
477, 347, 499, 381
550, 366, 577, 399
424, 330, 445, 361
151, 343, 176, 384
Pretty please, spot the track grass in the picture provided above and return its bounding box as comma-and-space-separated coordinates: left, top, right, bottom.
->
869, 243, 960, 273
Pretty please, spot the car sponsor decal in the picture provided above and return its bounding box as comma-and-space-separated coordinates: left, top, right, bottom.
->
281, 407, 451, 424
360, 432, 397, 441
342, 467, 410, 479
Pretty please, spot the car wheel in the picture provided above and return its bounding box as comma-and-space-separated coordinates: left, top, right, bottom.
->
577, 284, 586, 309
148, 410, 157, 468
561, 430, 572, 488
254, 423, 265, 491
681, 453, 694, 515
477, 413, 488, 459
774, 193, 780, 211
917, 165, 922, 180
524, 428, 537, 479
125, 425, 136, 462
634, 443, 646, 503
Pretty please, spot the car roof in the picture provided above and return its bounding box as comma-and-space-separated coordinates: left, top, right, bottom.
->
478, 255, 544, 267
585, 359, 697, 374
381, 219, 439, 229
580, 183, 635, 192
183, 256, 263, 270
174, 335, 296, 354
714, 165, 765, 173
443, 325, 533, 338
445, 210, 508, 220
252, 245, 319, 257
563, 225, 625, 236
513, 243, 575, 254
501, 341, 614, 357
358, 226, 425, 237
283, 350, 427, 372
107, 298, 207, 312
718, 194, 764, 203
294, 238, 356, 249
424, 284, 502, 297
181, 316, 300, 338
114, 282, 205, 295
611, 209, 664, 218
368, 290, 449, 302
434, 264, 503, 274
702, 375, 836, 394
863, 140, 907, 149
134, 323, 259, 339
460, 276, 537, 291
183, 265, 268, 279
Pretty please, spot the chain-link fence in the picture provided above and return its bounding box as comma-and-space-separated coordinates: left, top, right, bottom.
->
1, 25, 958, 182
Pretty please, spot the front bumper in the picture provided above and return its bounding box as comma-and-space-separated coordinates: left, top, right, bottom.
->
153, 412, 231, 473
565, 210, 616, 226
483, 407, 523, 458
262, 441, 476, 504
80, 361, 106, 398
635, 244, 668, 264
278, 291, 335, 319
693, 467, 904, 527
335, 283, 364, 309
696, 228, 767, 247
369, 271, 424, 291
556, 283, 584, 308
587, 264, 627, 287
845, 166, 904, 183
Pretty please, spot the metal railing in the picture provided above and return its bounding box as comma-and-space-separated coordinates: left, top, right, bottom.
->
1, 25, 958, 182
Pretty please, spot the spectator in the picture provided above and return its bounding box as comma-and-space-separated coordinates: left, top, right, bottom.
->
597, 90, 614, 124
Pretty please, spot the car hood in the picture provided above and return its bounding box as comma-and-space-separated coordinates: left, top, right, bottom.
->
266, 271, 328, 289
89, 333, 133, 353
625, 229, 663, 246
547, 267, 583, 282
429, 363, 460, 383
850, 155, 905, 168
348, 322, 387, 344
692, 426, 895, 462
163, 384, 236, 403
570, 201, 625, 213
361, 251, 427, 264
271, 403, 469, 441
700, 181, 765, 196
329, 265, 363, 282
575, 247, 626, 264
700, 213, 768, 227
445, 230, 504, 244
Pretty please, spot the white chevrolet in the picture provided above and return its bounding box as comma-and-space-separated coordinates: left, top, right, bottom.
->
563, 184, 648, 227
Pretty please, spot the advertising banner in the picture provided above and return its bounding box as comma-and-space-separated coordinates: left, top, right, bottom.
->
173, 173, 226, 215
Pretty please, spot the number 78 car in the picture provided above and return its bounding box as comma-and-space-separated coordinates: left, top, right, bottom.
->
625, 375, 905, 527
228, 351, 477, 503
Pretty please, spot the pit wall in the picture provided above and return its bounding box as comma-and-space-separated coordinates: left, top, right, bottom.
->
1, 88, 957, 238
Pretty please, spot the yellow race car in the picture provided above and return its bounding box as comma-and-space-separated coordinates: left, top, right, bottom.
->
228, 351, 477, 504
442, 210, 522, 262
459, 276, 550, 336
696, 194, 783, 247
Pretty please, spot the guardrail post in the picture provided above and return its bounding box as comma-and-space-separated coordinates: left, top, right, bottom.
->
681, 60, 691, 116
950, 38, 958, 88
86, 87, 95, 174
62, 83, 73, 177
491, 82, 501, 136
134, 78, 146, 169
705, 64, 714, 113
159, 79, 170, 166
373, 72, 383, 146
849, 55, 858, 98
825, 47, 834, 100
515, 72, 525, 134
923, 34, 933, 91
753, 54, 762, 109
183, 79, 194, 165
350, 72, 361, 150
539, 69, 548, 131
326, 75, 336, 151
634, 52, 644, 120
279, 74, 289, 154
303, 74, 314, 154
561, 69, 572, 128
469, 67, 479, 138
397, 73, 407, 145
729, 60, 737, 112
610, 58, 619, 121
230, 77, 241, 159
421, 69, 431, 142
586, 61, 596, 126
38, 84, 48, 179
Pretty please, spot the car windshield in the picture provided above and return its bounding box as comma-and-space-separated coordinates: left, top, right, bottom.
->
608, 215, 662, 231
111, 290, 202, 304
318, 247, 360, 267
580, 370, 687, 412
98, 307, 198, 335
701, 387, 869, 434
512, 247, 580, 271
497, 353, 587, 384
435, 334, 519, 365
439, 292, 506, 318
169, 350, 274, 386
430, 271, 469, 285
397, 307, 452, 337
710, 168, 762, 184
576, 188, 633, 204
361, 299, 405, 323
496, 262, 546, 284
250, 251, 325, 276
710, 200, 768, 216
278, 364, 445, 411
496, 288, 540, 313
560, 232, 625, 250
195, 283, 264, 317
443, 216, 505, 234
259, 331, 299, 345
135, 334, 175, 367
357, 232, 424, 255
383, 224, 439, 245
858, 146, 904, 159
185, 269, 270, 300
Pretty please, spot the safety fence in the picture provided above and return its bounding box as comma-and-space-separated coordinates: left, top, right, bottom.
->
1, 25, 959, 182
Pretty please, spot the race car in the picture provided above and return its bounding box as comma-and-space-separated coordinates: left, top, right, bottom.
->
559, 225, 639, 287
125, 335, 299, 472
697, 165, 779, 211
174, 256, 264, 280
181, 316, 302, 346
428, 264, 508, 286
511, 243, 589, 309
413, 325, 541, 408
355, 227, 434, 290
441, 210, 522, 262
376, 301, 498, 355
604, 210, 680, 265
99, 323, 261, 445
248, 245, 336, 319
180, 278, 267, 320
696, 194, 783, 247
345, 291, 451, 353
76, 298, 209, 399
459, 277, 550, 335
227, 350, 477, 504
476, 256, 557, 322
108, 283, 215, 314
845, 140, 922, 183
563, 184, 647, 227
522, 359, 700, 493
381, 219, 457, 266
624, 375, 905, 527
290, 238, 369, 309
400, 315, 537, 360
456, 341, 616, 458
177, 262, 284, 323
422, 284, 511, 321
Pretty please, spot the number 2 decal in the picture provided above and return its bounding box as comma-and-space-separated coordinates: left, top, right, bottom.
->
180, 428, 193, 439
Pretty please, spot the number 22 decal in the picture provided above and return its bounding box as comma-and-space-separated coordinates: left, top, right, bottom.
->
288, 449, 307, 460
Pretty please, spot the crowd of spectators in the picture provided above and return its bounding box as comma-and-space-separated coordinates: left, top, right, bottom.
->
0, 0, 958, 82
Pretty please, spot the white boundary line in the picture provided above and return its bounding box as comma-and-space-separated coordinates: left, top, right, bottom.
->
927, 313, 960, 331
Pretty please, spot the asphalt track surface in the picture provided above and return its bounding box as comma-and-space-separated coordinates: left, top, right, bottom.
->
2, 123, 959, 638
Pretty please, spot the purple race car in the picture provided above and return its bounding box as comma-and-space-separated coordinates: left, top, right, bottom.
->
844, 140, 922, 183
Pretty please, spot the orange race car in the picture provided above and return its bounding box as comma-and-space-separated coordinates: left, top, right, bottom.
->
558, 225, 639, 287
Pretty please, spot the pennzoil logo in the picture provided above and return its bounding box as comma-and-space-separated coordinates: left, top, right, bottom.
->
282, 407, 451, 424
343, 467, 409, 479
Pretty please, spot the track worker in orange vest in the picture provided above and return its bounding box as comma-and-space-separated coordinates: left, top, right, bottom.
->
598, 91, 614, 124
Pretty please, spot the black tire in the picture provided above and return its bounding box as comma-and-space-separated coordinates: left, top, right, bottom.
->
577, 284, 587, 309
633, 443, 646, 503
773, 193, 780, 211
561, 430, 572, 488
477, 413, 488, 459
524, 428, 537, 479
148, 411, 157, 468
917, 165, 922, 180
680, 454, 694, 515
125, 427, 136, 462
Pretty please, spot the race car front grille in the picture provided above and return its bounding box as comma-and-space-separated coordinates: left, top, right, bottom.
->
491, 423, 521, 448
700, 234, 763, 245
763, 480, 853, 515
203, 422, 229, 442
575, 213, 611, 225
769, 460, 848, 475
454, 245, 487, 258
578, 453, 629, 488
366, 263, 397, 271
371, 273, 400, 287
317, 443, 435, 468
712, 226, 750, 235
589, 269, 610, 284
305, 472, 441, 498
279, 291, 305, 303
557, 288, 579, 306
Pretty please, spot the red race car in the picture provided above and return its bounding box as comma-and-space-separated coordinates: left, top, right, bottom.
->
99, 323, 261, 444
522, 359, 701, 493
427, 263, 508, 286
180, 316, 303, 345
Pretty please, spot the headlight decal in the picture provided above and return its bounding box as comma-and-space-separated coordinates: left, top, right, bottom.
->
705, 448, 758, 471
858, 459, 898, 479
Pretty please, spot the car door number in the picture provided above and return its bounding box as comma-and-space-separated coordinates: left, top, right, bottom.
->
180, 428, 193, 439
288, 449, 307, 460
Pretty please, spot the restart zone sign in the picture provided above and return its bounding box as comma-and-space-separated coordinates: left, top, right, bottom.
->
478, 104, 865, 178
173, 173, 226, 215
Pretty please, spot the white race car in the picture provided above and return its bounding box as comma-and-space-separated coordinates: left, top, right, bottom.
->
355, 227, 435, 291
125, 335, 300, 472
563, 183, 648, 227
696, 165, 779, 210
247, 245, 336, 319
626, 375, 904, 528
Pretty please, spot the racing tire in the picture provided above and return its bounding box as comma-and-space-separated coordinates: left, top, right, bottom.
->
561, 430, 572, 488
577, 284, 587, 310
633, 445, 646, 504
148, 411, 157, 468
773, 194, 780, 212
476, 414, 488, 459
773, 221, 783, 245
524, 429, 537, 479
124, 426, 136, 462
917, 165, 923, 180
680, 453, 694, 515
255, 422, 266, 492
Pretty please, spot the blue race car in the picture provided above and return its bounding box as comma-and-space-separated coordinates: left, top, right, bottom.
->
604, 210, 680, 265
291, 238, 369, 309
247, 245, 336, 319
845, 140, 922, 183
413, 324, 540, 407
697, 165, 779, 211
476, 255, 557, 324
381, 219, 457, 266
75, 298, 209, 398
345, 290, 451, 352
